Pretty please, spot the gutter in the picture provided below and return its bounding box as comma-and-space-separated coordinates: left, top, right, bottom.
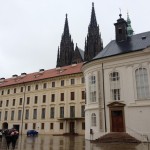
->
102, 63, 107, 132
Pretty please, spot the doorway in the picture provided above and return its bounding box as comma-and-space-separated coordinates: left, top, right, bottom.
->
13, 124, 20, 132
111, 110, 124, 132
108, 101, 125, 132
2, 122, 8, 129
70, 122, 75, 134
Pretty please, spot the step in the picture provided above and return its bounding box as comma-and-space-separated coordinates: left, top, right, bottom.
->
94, 132, 141, 143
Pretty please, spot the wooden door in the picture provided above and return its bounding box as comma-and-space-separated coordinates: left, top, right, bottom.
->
111, 110, 124, 132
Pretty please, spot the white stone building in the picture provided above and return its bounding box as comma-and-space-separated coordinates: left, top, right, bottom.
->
82, 14, 150, 141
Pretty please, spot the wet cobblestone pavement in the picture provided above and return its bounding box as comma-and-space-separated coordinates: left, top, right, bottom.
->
0, 135, 149, 150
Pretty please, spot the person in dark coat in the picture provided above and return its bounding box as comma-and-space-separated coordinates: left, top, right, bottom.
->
11, 130, 19, 149
5, 131, 12, 149
4, 129, 19, 149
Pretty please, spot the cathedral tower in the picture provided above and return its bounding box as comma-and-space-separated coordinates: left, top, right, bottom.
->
84, 2, 103, 62
56, 14, 74, 67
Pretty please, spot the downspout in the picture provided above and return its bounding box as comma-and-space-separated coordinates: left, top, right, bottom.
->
102, 63, 107, 132
21, 82, 26, 135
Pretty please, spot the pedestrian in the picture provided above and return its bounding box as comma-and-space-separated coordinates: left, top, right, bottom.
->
5, 133, 12, 149
0, 130, 2, 138
11, 130, 19, 149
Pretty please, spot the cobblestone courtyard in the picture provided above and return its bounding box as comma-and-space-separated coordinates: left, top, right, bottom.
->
0, 135, 149, 150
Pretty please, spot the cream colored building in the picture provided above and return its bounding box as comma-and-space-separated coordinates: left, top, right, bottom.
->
82, 15, 150, 141
0, 63, 85, 135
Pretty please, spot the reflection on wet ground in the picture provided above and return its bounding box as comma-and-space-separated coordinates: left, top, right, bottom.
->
0, 135, 149, 150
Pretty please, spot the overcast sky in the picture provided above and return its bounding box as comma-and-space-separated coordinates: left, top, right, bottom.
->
0, 0, 150, 78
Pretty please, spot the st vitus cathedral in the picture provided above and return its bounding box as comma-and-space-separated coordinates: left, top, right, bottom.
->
56, 3, 103, 67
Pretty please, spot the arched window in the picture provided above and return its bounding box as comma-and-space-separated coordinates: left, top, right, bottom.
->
91, 113, 96, 126
110, 72, 120, 100
135, 68, 150, 99
89, 75, 96, 103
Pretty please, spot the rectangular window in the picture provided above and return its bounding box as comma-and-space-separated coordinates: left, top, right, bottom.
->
4, 111, 8, 120
71, 79, 75, 85
60, 107, 64, 118
1, 90, 4, 95
81, 105, 85, 117
110, 72, 120, 101
20, 87, 23, 92
26, 97, 30, 105
112, 89, 120, 100
43, 83, 47, 89
41, 123, 44, 130
27, 86, 31, 91
14, 88, 16, 93
135, 68, 150, 99
6, 100, 9, 107
18, 110, 22, 120
12, 99, 15, 106
89, 75, 96, 102
52, 82, 55, 87
118, 28, 122, 34
60, 93, 64, 101
0, 101, 2, 107
41, 108, 46, 119
7, 89, 10, 94
25, 109, 29, 120
60, 123, 63, 129
50, 123, 53, 129
33, 123, 36, 130
11, 110, 14, 120
70, 106, 75, 118
51, 94, 55, 102
33, 109, 37, 119
82, 122, 85, 130
35, 84, 38, 90
61, 80, 64, 86
19, 98, 22, 105
81, 77, 85, 83
34, 96, 38, 104
25, 123, 28, 130
50, 107, 55, 118
43, 95, 46, 103
82, 91, 85, 99
70, 92, 75, 100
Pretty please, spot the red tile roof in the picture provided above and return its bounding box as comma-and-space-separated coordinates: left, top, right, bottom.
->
0, 63, 83, 87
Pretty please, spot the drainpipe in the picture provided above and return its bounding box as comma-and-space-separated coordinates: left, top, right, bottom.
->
21, 82, 26, 135
102, 63, 107, 132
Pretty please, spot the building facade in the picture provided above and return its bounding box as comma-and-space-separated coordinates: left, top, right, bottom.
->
82, 14, 150, 141
0, 63, 85, 135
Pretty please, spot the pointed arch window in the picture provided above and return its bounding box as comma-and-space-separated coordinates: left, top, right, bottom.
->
91, 113, 96, 126
110, 72, 120, 100
135, 68, 150, 99
89, 75, 96, 103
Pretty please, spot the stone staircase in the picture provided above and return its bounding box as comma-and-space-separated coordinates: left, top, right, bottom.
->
93, 132, 141, 143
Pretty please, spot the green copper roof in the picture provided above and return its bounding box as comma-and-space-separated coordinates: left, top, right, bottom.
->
127, 12, 134, 36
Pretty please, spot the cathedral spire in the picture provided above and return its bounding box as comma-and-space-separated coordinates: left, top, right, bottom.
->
127, 12, 134, 37
63, 14, 69, 37
56, 14, 74, 67
90, 2, 97, 27
56, 47, 60, 67
84, 2, 103, 62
